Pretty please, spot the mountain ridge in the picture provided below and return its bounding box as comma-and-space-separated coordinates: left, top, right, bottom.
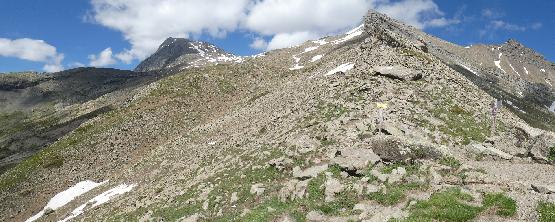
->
0, 9, 554, 222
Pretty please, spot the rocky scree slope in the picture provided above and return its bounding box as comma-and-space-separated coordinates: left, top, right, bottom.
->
135, 37, 243, 73
1, 10, 555, 222
0, 68, 164, 175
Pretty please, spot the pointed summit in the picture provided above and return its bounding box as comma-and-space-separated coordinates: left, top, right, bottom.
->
135, 37, 240, 72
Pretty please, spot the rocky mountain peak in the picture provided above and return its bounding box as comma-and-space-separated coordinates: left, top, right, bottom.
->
135, 37, 242, 72
364, 10, 428, 52
505, 38, 523, 48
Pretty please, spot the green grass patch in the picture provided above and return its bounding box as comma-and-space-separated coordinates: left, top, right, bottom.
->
380, 162, 422, 175
483, 193, 517, 217
239, 198, 293, 221
401, 189, 518, 222
217, 78, 236, 94
298, 102, 349, 128
402, 188, 482, 222
368, 183, 425, 206
439, 156, 461, 169
319, 102, 349, 122
537, 201, 555, 222
548, 146, 555, 162
328, 164, 342, 177
430, 102, 490, 145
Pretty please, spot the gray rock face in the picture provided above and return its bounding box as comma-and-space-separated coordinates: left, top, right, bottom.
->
250, 183, 265, 196
135, 37, 240, 72
531, 184, 555, 194
374, 65, 423, 81
331, 147, 381, 172
324, 177, 344, 202
0, 68, 159, 174
515, 124, 555, 162
292, 164, 328, 180
369, 136, 442, 162
467, 143, 513, 160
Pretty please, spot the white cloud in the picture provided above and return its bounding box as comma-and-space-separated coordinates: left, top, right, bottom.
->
247, 0, 455, 50
375, 0, 456, 29
249, 37, 268, 50
481, 9, 504, 19
69, 62, 86, 68
0, 38, 64, 72
244, 0, 372, 35
43, 64, 64, 73
89, 0, 455, 56
531, 22, 543, 30
89, 0, 250, 62
491, 20, 526, 31
88, 47, 117, 67
267, 32, 320, 50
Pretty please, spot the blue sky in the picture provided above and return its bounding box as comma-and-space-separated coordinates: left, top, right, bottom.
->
0, 0, 553, 73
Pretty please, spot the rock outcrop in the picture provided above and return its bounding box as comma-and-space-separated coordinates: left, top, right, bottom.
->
135, 37, 242, 72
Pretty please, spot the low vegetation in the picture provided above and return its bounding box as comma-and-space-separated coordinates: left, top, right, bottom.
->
401, 188, 483, 222
537, 201, 555, 222
439, 156, 462, 169
400, 189, 517, 222
548, 146, 555, 162
483, 193, 517, 217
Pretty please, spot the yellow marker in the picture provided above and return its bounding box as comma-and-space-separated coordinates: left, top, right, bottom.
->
376, 102, 388, 109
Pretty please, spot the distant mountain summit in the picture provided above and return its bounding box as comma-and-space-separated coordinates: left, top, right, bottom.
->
135, 37, 242, 72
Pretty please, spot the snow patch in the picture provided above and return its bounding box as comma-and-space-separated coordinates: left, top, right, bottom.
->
494, 53, 506, 74
26, 180, 107, 222
508, 63, 520, 76
312, 39, 328, 45
311, 55, 323, 62
59, 183, 136, 222
325, 63, 354, 76
289, 64, 304, 70
546, 79, 553, 87
304, 46, 319, 53
494, 60, 506, 74
333, 25, 363, 44
541, 69, 546, 72
190, 43, 206, 57
289, 55, 304, 70
523, 66, 529, 75
550, 102, 555, 113
506, 100, 527, 114
460, 64, 479, 76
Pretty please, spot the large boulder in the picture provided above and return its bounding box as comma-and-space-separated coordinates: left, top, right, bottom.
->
331, 147, 381, 173
374, 66, 423, 81
369, 136, 442, 162
292, 164, 329, 180
324, 177, 344, 202
515, 123, 555, 162
467, 143, 513, 160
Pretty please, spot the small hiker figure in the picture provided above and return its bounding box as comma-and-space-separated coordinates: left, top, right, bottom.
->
491, 99, 502, 135
376, 102, 388, 134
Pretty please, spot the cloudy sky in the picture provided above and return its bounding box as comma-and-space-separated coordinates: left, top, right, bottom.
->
0, 0, 553, 72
